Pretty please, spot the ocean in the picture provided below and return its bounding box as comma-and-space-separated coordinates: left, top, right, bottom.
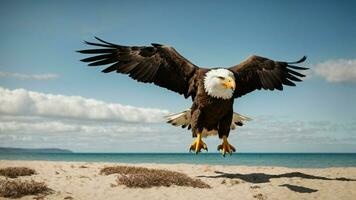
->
1, 153, 356, 168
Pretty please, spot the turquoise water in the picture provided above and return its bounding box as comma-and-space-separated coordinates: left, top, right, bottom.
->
1, 153, 356, 168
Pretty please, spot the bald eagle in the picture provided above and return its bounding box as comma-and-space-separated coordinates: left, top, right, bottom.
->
78, 37, 308, 156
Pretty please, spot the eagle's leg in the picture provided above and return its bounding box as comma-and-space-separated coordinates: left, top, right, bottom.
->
217, 136, 236, 156
189, 133, 208, 154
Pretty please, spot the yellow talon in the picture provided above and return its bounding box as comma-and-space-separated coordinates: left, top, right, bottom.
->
189, 133, 208, 154
217, 136, 236, 157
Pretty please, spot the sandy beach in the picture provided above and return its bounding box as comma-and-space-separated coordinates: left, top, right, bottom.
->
0, 160, 355, 200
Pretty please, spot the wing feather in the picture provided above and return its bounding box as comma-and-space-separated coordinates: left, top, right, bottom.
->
80, 54, 112, 62
88, 57, 117, 66
228, 55, 308, 97
78, 37, 199, 97
77, 49, 115, 54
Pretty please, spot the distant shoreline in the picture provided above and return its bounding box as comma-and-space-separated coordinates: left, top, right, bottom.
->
0, 147, 72, 154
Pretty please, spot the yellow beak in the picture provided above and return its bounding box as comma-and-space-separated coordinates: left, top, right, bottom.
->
222, 77, 236, 90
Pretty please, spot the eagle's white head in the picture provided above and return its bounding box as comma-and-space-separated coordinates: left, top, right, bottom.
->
204, 69, 236, 99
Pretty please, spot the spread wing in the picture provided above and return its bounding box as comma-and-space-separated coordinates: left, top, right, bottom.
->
78, 37, 198, 98
228, 55, 308, 98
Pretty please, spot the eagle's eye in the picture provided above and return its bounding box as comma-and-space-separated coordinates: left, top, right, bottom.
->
217, 76, 225, 80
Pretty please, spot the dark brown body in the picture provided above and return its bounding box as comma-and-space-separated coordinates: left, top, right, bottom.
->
190, 69, 234, 138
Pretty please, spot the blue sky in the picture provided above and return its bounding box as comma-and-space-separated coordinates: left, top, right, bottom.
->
0, 0, 356, 152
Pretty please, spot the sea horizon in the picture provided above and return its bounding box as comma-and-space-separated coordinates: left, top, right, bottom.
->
1, 152, 356, 168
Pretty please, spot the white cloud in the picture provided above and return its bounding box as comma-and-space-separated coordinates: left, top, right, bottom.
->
0, 87, 169, 123
238, 116, 356, 144
0, 71, 59, 80
0, 117, 156, 135
0, 87, 171, 151
314, 59, 356, 83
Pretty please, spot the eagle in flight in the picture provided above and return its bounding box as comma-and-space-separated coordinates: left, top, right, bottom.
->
78, 37, 308, 156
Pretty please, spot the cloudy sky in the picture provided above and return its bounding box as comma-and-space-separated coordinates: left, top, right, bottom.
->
1, 0, 356, 152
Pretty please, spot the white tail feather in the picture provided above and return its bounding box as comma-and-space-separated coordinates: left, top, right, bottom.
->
165, 109, 191, 129
230, 112, 252, 130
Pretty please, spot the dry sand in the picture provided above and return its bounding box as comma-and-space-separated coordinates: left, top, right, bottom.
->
1, 160, 356, 200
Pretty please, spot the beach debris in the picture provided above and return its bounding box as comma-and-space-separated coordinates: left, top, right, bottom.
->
221, 179, 240, 186
100, 166, 210, 188
0, 179, 52, 198
79, 165, 88, 169
253, 193, 266, 200
250, 185, 261, 189
0, 167, 36, 178
117, 172, 210, 188
64, 196, 74, 199
100, 166, 152, 176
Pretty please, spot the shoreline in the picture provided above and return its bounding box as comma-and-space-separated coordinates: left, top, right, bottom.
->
1, 160, 356, 199
1, 159, 356, 169
1, 152, 356, 169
